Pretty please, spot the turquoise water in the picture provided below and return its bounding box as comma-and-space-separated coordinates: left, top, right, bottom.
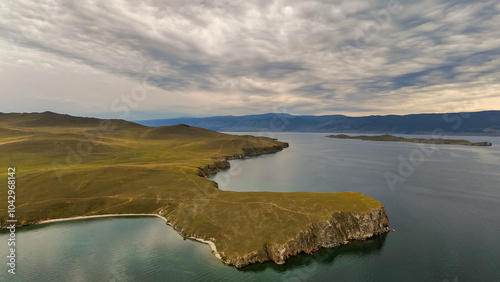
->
2, 133, 500, 281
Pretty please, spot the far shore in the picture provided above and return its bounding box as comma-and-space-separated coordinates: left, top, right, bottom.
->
326, 134, 493, 146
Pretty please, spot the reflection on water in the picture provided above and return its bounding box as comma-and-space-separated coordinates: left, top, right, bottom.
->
240, 232, 388, 274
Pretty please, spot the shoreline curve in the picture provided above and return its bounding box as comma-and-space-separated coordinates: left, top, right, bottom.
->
37, 213, 223, 261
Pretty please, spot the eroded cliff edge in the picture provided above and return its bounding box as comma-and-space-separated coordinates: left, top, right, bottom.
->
196, 143, 289, 178
226, 207, 389, 268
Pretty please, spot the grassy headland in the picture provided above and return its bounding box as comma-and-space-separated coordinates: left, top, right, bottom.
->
326, 134, 493, 146
1, 112, 388, 267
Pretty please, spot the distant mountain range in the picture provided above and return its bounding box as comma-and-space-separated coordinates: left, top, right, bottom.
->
135, 111, 500, 135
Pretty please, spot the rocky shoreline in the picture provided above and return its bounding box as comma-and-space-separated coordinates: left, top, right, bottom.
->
196, 143, 289, 178
251, 208, 385, 267
210, 208, 388, 268
162, 204, 389, 268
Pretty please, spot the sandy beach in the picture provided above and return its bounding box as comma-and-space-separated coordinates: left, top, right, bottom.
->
38, 213, 169, 224
38, 213, 223, 262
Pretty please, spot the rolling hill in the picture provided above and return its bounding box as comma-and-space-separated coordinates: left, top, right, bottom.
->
135, 113, 346, 132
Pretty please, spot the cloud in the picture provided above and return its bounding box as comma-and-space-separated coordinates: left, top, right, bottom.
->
0, 0, 499, 119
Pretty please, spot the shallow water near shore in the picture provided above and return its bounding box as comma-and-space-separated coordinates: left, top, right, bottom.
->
2, 133, 500, 281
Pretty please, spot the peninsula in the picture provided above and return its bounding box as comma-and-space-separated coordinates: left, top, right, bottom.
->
0, 112, 389, 268
326, 134, 493, 146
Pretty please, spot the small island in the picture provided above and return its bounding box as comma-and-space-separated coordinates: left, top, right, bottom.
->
0, 112, 389, 268
326, 134, 492, 146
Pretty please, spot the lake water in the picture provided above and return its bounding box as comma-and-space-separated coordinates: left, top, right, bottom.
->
2, 133, 500, 281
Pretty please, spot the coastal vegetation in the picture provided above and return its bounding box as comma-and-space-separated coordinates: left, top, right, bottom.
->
0, 112, 389, 267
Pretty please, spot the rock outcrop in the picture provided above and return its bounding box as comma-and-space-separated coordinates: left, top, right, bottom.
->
242, 144, 289, 156
224, 207, 389, 268
196, 160, 231, 178
196, 143, 289, 177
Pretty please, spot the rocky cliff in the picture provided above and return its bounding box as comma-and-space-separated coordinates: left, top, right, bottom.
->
242, 144, 289, 156
196, 143, 289, 177
224, 207, 389, 268
161, 197, 389, 269
196, 160, 231, 178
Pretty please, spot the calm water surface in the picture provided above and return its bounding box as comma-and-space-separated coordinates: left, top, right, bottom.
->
2, 133, 500, 281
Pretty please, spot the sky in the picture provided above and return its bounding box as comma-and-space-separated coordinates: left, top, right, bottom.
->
1, 0, 499, 120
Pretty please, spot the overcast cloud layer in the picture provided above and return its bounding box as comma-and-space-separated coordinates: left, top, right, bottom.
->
1, 0, 499, 119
